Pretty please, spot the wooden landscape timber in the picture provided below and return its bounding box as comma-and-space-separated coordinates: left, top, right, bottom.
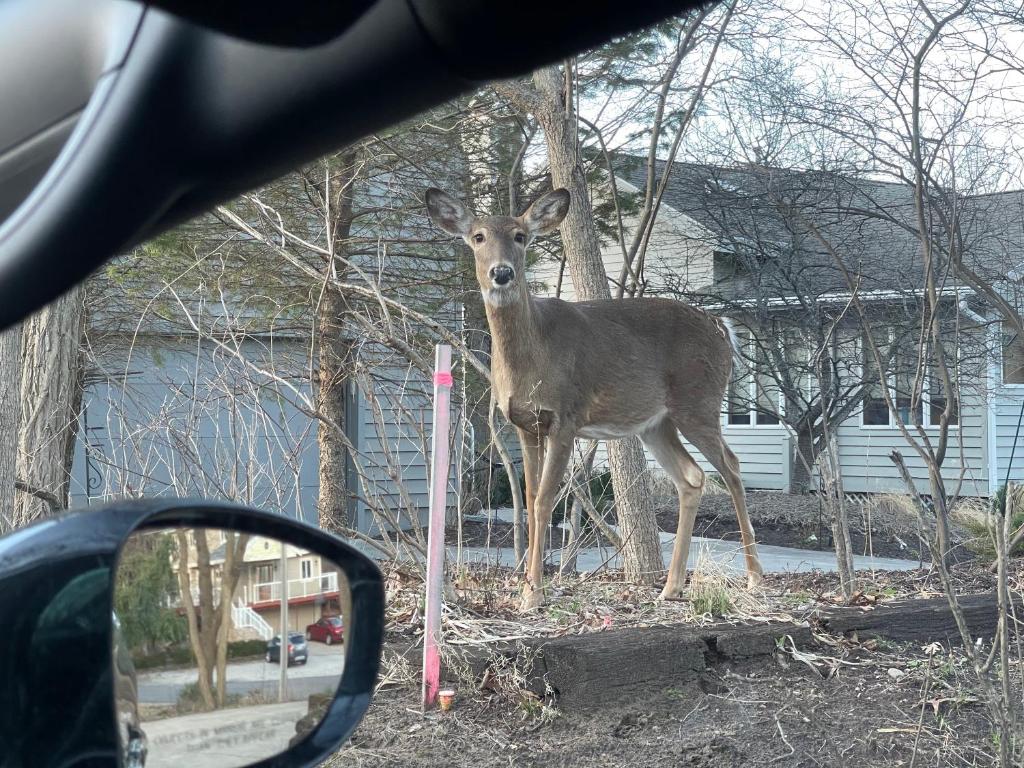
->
453, 593, 1016, 708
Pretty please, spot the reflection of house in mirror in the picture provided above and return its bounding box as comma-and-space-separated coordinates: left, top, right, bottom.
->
174, 529, 346, 640
234, 535, 345, 636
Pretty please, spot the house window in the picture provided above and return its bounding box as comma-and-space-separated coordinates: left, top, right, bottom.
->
727, 353, 752, 425
254, 564, 275, 584
755, 343, 781, 425
714, 252, 744, 285
1002, 326, 1024, 384
861, 328, 958, 427
783, 336, 811, 403
300, 559, 313, 579
726, 331, 780, 426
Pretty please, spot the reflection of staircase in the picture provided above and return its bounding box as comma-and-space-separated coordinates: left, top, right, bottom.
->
231, 599, 273, 640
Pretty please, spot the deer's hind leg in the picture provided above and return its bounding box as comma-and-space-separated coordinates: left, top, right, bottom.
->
640, 418, 705, 600
680, 418, 763, 588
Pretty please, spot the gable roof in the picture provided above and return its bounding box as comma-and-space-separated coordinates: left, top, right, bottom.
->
612, 156, 1023, 302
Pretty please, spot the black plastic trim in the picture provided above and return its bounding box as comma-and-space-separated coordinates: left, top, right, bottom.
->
0, 499, 384, 768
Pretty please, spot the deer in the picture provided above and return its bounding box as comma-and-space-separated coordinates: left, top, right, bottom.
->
425, 187, 763, 610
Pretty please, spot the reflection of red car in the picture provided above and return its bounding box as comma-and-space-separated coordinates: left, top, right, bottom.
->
306, 616, 344, 645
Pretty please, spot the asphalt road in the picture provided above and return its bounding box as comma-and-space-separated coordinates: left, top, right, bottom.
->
138, 640, 344, 704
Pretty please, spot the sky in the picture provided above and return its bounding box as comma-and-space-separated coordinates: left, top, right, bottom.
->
565, 0, 1024, 192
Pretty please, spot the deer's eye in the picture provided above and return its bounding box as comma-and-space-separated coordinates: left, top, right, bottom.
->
473, 233, 485, 244
514, 232, 526, 244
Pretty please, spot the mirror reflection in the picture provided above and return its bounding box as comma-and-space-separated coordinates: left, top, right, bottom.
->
113, 526, 349, 768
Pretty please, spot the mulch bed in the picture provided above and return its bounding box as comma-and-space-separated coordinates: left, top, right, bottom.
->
344, 559, 1022, 767
344, 634, 1004, 767
450, 490, 958, 562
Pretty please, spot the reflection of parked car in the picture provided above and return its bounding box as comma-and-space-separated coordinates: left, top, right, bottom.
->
112, 613, 148, 768
266, 632, 308, 665
306, 616, 344, 645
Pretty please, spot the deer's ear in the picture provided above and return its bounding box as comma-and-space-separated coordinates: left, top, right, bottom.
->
425, 189, 473, 237
522, 189, 570, 236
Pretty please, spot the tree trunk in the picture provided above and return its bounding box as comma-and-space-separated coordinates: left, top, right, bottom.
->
176, 530, 216, 710
791, 425, 816, 494
316, 285, 354, 532
0, 324, 22, 534
316, 150, 360, 532
532, 66, 663, 583
456, 101, 505, 515
819, 436, 855, 598
215, 532, 250, 706
14, 283, 86, 526
176, 528, 250, 710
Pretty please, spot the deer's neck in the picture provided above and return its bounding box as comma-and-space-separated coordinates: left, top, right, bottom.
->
484, 288, 541, 394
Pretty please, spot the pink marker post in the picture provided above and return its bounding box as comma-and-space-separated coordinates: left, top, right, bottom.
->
422, 344, 453, 710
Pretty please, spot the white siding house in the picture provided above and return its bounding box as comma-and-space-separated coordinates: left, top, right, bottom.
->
529, 160, 1024, 498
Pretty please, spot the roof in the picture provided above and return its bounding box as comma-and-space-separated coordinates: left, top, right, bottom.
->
612, 156, 1024, 302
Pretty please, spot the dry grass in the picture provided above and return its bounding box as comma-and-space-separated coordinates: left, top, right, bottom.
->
860, 493, 925, 539
949, 495, 991, 527
377, 555, 799, 659
688, 548, 739, 616
952, 490, 1024, 559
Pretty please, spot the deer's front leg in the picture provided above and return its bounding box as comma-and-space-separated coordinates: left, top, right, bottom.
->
521, 432, 573, 612
517, 428, 545, 573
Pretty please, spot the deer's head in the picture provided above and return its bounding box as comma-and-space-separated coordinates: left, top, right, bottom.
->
425, 188, 570, 306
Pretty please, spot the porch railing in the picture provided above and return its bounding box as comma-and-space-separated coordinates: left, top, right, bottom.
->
244, 571, 338, 604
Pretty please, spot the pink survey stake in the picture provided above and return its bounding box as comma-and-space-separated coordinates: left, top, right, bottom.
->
422, 344, 452, 709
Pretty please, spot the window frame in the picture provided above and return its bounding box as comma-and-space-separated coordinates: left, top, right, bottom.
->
1000, 322, 1024, 387
724, 331, 784, 429
858, 327, 959, 430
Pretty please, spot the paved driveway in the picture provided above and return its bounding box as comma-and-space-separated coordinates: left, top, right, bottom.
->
443, 533, 920, 574
142, 700, 307, 768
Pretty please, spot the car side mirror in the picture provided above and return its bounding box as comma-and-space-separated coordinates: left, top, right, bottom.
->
0, 500, 383, 768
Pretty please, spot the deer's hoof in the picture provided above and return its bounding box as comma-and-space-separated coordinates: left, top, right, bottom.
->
658, 583, 687, 601
520, 587, 544, 612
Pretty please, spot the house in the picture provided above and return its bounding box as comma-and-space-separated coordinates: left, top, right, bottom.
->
533, 158, 1024, 498
69, 154, 1024, 520
172, 528, 345, 640
67, 252, 467, 537
219, 534, 345, 639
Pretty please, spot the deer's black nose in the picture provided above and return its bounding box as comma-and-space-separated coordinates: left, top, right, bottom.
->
490, 265, 515, 286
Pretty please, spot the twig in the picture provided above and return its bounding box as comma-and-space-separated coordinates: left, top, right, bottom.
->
772, 708, 796, 762
13, 479, 62, 512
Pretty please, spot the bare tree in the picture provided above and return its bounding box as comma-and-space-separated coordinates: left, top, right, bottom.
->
13, 284, 87, 525
172, 528, 251, 709
778, 0, 1024, 759
0, 324, 20, 533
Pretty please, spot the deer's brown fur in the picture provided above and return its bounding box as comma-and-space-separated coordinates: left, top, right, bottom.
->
426, 187, 762, 609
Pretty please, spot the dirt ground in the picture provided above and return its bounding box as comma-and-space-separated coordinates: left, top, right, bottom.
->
337, 640, 999, 768
328, 561, 1020, 768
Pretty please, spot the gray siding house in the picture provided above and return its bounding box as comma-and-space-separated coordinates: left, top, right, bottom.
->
68, 332, 466, 533
533, 159, 1024, 498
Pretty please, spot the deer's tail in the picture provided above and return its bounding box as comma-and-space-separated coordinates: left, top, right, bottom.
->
720, 317, 742, 367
